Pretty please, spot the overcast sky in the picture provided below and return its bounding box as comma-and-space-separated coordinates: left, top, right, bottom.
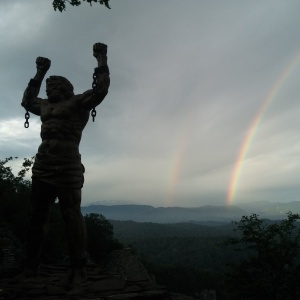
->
1, 0, 300, 207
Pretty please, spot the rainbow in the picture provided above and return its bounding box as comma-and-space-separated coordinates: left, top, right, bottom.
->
226, 51, 300, 205
165, 126, 190, 207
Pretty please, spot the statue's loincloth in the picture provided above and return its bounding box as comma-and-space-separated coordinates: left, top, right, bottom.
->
32, 153, 85, 189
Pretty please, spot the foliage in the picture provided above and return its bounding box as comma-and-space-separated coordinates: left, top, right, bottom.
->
52, 0, 110, 12
110, 220, 234, 240
125, 236, 235, 272
111, 220, 238, 271
84, 213, 123, 263
0, 157, 34, 241
224, 213, 300, 300
111, 217, 300, 298
111, 220, 238, 297
0, 157, 34, 270
0, 156, 33, 196
124, 235, 233, 296
145, 263, 222, 298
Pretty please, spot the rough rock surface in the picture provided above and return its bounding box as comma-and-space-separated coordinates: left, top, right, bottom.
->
0, 249, 194, 300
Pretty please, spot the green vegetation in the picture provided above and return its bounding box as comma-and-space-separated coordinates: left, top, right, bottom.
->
111, 215, 300, 299
52, 0, 110, 12
111, 220, 238, 271
85, 213, 123, 263
224, 213, 300, 300
0, 157, 34, 243
111, 220, 237, 297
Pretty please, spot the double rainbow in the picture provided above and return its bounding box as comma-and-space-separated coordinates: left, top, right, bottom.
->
226, 51, 300, 205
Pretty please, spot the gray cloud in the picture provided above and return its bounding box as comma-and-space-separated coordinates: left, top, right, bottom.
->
1, 0, 300, 207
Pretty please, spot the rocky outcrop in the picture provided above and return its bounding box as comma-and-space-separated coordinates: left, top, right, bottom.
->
0, 249, 194, 300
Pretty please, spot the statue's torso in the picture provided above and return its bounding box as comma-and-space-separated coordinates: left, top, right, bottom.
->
38, 96, 89, 158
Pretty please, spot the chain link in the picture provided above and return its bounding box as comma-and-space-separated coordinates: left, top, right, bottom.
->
24, 88, 31, 128
91, 69, 98, 122
24, 111, 30, 128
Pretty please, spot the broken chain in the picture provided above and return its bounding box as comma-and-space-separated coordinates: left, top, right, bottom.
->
24, 88, 31, 128
91, 68, 98, 122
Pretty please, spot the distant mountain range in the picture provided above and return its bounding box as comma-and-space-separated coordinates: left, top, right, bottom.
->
81, 204, 245, 223
81, 201, 300, 223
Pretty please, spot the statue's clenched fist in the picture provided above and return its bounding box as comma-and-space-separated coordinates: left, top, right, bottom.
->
36, 57, 51, 72
93, 43, 107, 59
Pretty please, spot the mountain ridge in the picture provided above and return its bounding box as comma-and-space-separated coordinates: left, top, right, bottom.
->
81, 204, 246, 223
81, 201, 300, 223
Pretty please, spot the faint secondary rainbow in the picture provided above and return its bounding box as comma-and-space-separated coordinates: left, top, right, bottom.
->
165, 126, 190, 207
166, 138, 186, 206
227, 51, 300, 205
165, 107, 199, 207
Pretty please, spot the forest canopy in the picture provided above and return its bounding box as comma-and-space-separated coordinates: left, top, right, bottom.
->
52, 0, 111, 12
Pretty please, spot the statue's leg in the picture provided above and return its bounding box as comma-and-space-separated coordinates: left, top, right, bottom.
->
26, 179, 57, 273
57, 188, 87, 287
57, 188, 87, 279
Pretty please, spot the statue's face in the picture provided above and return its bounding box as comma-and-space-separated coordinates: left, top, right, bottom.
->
46, 78, 62, 102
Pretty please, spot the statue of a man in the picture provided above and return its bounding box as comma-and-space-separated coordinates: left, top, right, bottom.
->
21, 43, 110, 284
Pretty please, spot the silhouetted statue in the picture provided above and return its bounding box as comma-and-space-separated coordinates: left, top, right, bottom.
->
21, 43, 110, 286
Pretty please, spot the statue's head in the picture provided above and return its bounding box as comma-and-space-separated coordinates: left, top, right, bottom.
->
46, 76, 74, 102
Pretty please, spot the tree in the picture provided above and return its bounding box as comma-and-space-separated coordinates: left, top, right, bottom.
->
0, 157, 33, 197
0, 157, 34, 273
84, 213, 123, 263
224, 213, 300, 300
0, 157, 34, 241
52, 0, 111, 12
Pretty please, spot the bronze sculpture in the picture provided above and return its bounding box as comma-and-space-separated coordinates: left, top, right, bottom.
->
21, 43, 110, 285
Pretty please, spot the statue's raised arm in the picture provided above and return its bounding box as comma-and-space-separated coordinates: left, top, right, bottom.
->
80, 43, 110, 112
21, 57, 51, 116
